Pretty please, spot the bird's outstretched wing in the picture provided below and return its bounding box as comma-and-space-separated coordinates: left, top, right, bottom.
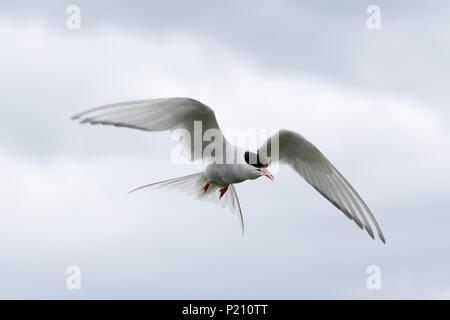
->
258, 129, 385, 243
72, 97, 234, 163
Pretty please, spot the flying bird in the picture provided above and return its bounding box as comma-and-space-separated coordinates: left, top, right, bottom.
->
72, 97, 385, 243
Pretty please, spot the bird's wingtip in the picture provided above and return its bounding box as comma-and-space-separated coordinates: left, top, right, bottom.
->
70, 114, 81, 121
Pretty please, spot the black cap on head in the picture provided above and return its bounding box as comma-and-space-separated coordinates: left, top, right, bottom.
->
244, 151, 269, 168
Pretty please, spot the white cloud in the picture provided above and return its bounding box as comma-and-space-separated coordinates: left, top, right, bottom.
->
1, 16, 450, 298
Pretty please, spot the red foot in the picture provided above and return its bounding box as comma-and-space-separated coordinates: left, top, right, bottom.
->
219, 186, 229, 199
202, 181, 210, 193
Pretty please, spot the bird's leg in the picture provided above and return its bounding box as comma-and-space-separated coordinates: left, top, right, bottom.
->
202, 181, 210, 193
219, 186, 229, 199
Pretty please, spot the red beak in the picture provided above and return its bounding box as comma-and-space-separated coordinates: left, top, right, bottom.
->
258, 168, 274, 181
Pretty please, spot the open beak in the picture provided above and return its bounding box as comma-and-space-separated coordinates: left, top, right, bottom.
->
259, 168, 274, 181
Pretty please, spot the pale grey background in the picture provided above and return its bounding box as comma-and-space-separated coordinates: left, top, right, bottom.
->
0, 1, 449, 299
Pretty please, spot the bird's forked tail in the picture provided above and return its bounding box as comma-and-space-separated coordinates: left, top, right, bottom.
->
129, 172, 244, 234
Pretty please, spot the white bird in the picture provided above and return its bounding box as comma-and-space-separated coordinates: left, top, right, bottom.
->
72, 97, 385, 243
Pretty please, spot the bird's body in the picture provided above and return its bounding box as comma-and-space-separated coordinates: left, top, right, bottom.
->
205, 163, 260, 186
73, 97, 386, 243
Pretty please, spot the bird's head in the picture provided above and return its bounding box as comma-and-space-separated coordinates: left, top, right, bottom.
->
244, 151, 274, 181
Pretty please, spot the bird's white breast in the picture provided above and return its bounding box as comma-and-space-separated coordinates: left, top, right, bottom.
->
205, 163, 258, 186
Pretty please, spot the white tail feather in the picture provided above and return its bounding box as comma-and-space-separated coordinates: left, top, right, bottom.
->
129, 172, 244, 234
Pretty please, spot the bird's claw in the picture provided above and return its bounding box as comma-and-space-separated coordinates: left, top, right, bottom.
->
219, 186, 228, 199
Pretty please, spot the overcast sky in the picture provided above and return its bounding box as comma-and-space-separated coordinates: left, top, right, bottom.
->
1, 1, 449, 299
